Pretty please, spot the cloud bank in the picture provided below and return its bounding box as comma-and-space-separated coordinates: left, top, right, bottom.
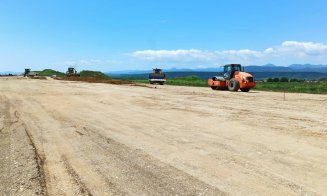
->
131, 41, 327, 66
60, 41, 327, 71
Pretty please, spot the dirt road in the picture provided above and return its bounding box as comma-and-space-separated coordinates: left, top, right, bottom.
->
1, 77, 327, 195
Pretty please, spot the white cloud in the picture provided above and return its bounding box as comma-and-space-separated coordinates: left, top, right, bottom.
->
279, 41, 327, 56
131, 41, 327, 66
281, 41, 327, 52
132, 49, 212, 61
63, 59, 120, 66
58, 41, 327, 71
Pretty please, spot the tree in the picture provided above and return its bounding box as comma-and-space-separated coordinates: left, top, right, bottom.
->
273, 77, 280, 82
280, 77, 289, 82
266, 78, 273, 82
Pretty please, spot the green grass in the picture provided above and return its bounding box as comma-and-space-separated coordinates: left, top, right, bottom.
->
79, 70, 111, 80
130, 75, 207, 87
253, 82, 327, 94
167, 76, 207, 87
37, 69, 65, 77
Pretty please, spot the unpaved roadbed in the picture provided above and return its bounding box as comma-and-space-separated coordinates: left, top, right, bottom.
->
1, 77, 327, 195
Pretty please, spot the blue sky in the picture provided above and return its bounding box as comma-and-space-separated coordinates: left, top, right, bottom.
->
1, 0, 327, 72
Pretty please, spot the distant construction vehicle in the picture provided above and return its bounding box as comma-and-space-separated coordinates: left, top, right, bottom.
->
24, 69, 31, 77
24, 68, 38, 77
149, 68, 166, 85
66, 67, 80, 77
208, 64, 256, 92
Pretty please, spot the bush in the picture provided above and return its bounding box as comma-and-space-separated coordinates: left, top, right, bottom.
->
266, 78, 274, 82
290, 78, 299, 82
280, 77, 289, 82
273, 77, 280, 82
172, 75, 202, 81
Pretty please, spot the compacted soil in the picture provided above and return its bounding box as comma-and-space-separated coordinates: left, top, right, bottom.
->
1, 77, 326, 195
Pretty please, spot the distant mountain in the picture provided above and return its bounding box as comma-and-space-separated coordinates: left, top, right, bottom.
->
107, 64, 327, 76
288, 64, 327, 73
263, 64, 277, 67
288, 64, 327, 69
112, 71, 327, 80
315, 67, 327, 73
166, 67, 223, 72
244, 64, 294, 72
106, 67, 221, 76
244, 64, 327, 73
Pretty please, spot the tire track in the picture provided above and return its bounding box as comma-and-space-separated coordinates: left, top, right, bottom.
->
45, 106, 223, 195
1, 95, 46, 195
61, 156, 92, 196
7, 100, 48, 196
18, 97, 126, 195
21, 121, 48, 196
78, 125, 226, 195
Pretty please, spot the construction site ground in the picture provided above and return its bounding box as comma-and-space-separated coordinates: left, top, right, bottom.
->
1, 77, 327, 195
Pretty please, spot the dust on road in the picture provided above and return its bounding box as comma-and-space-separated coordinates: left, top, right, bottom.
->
1, 77, 327, 195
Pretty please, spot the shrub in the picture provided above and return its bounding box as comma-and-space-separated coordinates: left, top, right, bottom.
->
273, 77, 280, 82
266, 78, 274, 82
290, 78, 299, 82
280, 77, 289, 82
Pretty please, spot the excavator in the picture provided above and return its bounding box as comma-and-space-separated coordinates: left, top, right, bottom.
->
207, 64, 256, 92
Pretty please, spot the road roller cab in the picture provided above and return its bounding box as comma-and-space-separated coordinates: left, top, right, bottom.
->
208, 64, 256, 92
